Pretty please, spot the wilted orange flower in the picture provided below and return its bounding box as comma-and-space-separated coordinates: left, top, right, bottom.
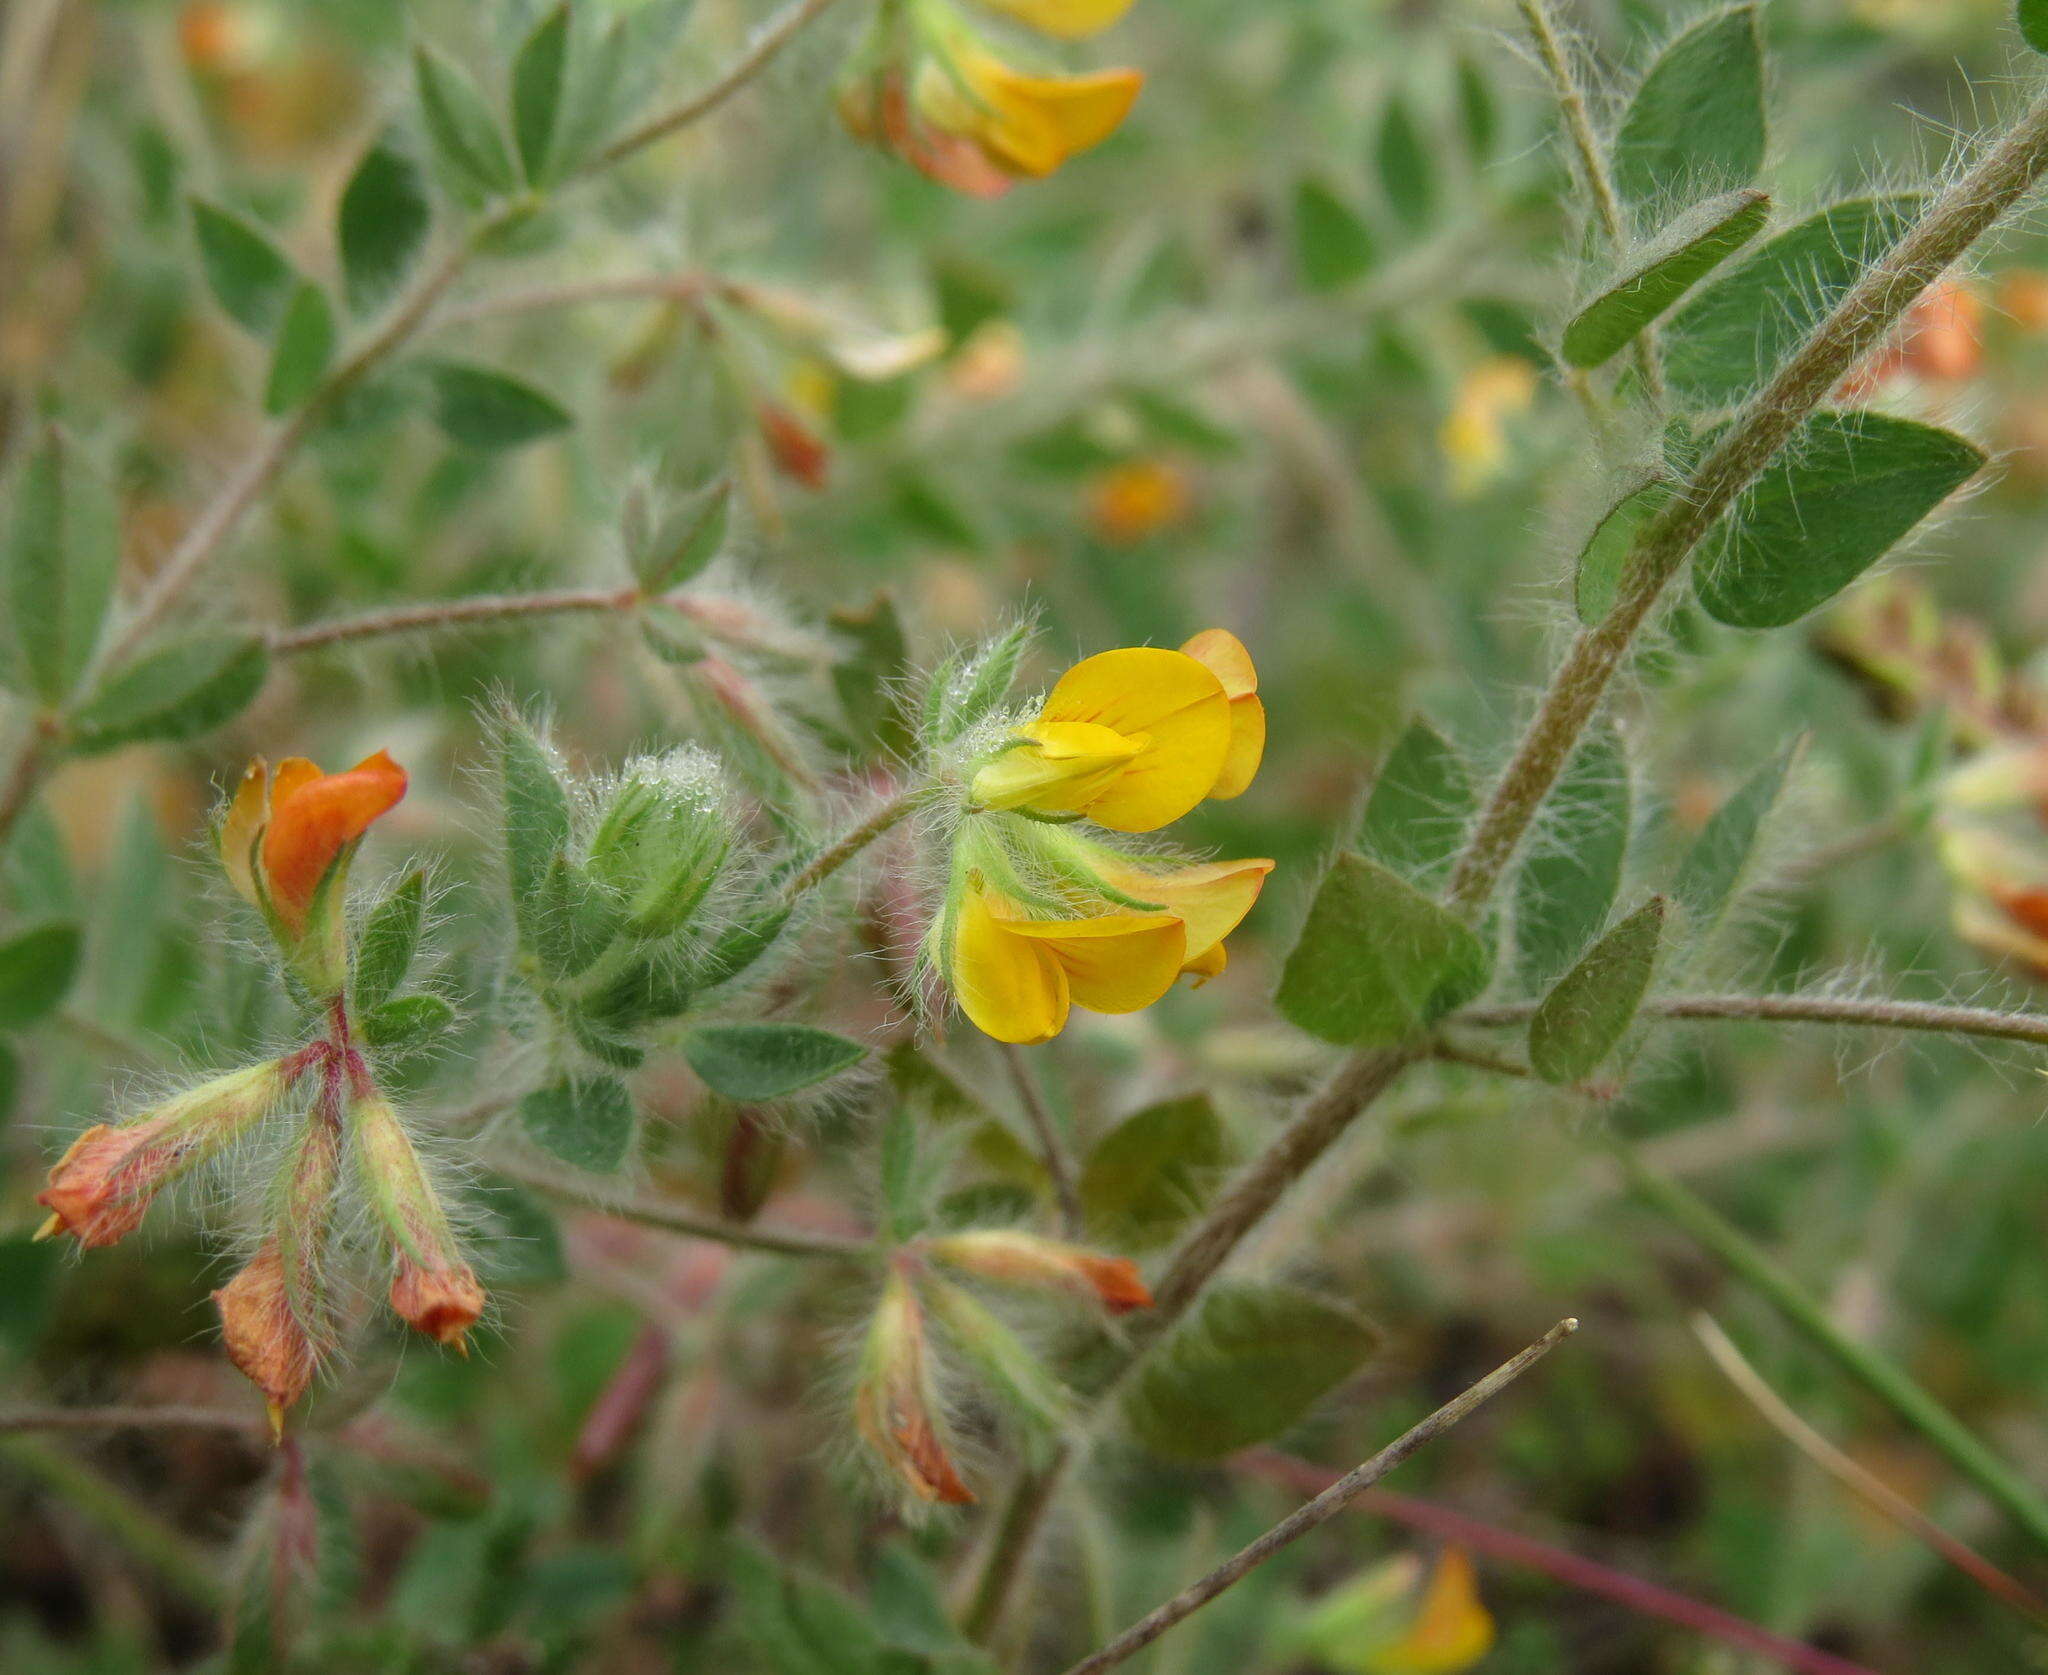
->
927, 1229, 1153, 1313
1087, 458, 1192, 544
215, 1240, 321, 1436
222, 751, 407, 936
353, 1094, 485, 1351
35, 1061, 290, 1248
855, 1269, 975, 1505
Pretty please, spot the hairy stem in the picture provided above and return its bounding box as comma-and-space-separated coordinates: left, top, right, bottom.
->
1457, 991, 2048, 1050
491, 1157, 876, 1262
1621, 1148, 2048, 1552
1001, 1043, 1082, 1235
1057, 1321, 1579, 1675
779, 789, 924, 901
1512, 0, 1666, 400
1445, 84, 2048, 917
593, 0, 850, 170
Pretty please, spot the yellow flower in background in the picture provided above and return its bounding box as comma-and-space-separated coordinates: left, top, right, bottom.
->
916, 45, 1142, 181
1288, 1547, 1495, 1675
1180, 628, 1265, 799
972, 639, 1252, 831
1440, 356, 1538, 498
951, 878, 1185, 1043
971, 0, 1139, 40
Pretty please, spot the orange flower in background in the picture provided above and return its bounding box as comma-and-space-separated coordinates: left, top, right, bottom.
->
222, 750, 407, 935
1999, 269, 2048, 332
756, 400, 831, 490
1088, 457, 1192, 544
927, 1230, 1153, 1313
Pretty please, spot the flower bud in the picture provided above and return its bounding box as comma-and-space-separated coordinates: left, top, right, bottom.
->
854, 1269, 974, 1505
36, 1060, 291, 1247
924, 1229, 1152, 1315
585, 750, 735, 941
350, 1094, 484, 1350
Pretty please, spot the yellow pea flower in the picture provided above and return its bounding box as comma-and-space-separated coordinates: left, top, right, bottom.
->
1368, 1548, 1495, 1675
1180, 628, 1265, 800
1081, 849, 1273, 978
971, 0, 1139, 41
951, 878, 1186, 1043
971, 642, 1239, 831
916, 44, 1142, 182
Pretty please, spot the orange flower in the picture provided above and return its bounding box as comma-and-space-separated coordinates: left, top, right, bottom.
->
927, 1229, 1153, 1314
222, 751, 408, 936
35, 1061, 290, 1248
1087, 458, 1192, 544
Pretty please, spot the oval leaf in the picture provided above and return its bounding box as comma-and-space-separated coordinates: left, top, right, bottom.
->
1529, 896, 1666, 1084
352, 870, 426, 1013
362, 992, 457, 1050
264, 282, 335, 414
339, 140, 431, 316
190, 198, 297, 335
1673, 737, 1801, 935
414, 43, 518, 197
682, 1023, 867, 1103
512, 2, 572, 186
67, 634, 268, 754
1079, 1094, 1227, 1252
428, 361, 573, 450
5, 428, 119, 705
1575, 477, 1669, 627
1276, 853, 1494, 1047
1664, 195, 1922, 407
1123, 1283, 1380, 1462
1294, 176, 1377, 293
1355, 720, 1476, 886
1515, 725, 1632, 989
0, 921, 82, 1029
1695, 411, 1984, 629
521, 1075, 636, 1173
1561, 189, 1769, 368
1612, 5, 1767, 206
2026, 0, 2048, 54
1377, 95, 1435, 233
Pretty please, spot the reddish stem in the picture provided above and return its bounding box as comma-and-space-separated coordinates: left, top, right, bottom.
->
1238, 1452, 1887, 1675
